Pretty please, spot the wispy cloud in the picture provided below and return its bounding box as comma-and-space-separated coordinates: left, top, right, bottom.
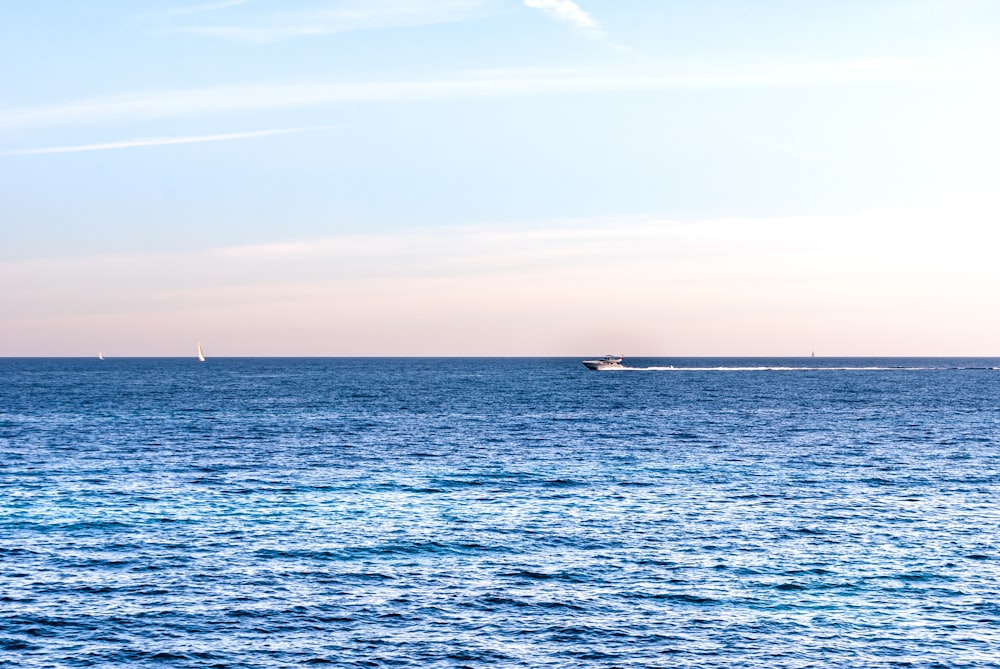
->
524, 0, 600, 33
4, 128, 306, 156
176, 0, 492, 42
0, 58, 993, 130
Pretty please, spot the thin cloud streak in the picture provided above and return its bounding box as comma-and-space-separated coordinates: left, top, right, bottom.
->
523, 0, 623, 48
0, 58, 983, 129
524, 0, 599, 32
4, 128, 308, 156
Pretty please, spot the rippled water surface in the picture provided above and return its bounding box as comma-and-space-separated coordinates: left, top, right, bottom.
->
2, 357, 999, 668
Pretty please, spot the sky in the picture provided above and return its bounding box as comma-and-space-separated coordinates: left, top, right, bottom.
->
2, 0, 999, 356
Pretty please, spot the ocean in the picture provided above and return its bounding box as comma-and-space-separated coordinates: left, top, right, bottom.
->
1, 357, 998, 668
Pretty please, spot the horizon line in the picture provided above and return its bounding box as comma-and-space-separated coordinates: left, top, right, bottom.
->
2, 355, 997, 359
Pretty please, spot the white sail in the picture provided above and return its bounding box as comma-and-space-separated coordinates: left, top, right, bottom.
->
197, 342, 206, 362
98, 352, 104, 361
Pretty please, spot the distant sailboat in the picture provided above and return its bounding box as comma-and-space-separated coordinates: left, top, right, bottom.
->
197, 342, 206, 362
98, 352, 104, 361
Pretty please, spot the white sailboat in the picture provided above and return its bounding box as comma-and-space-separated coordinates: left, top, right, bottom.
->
197, 342, 206, 362
98, 352, 104, 361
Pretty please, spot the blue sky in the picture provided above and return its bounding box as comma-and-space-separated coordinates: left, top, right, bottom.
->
2, 1, 999, 355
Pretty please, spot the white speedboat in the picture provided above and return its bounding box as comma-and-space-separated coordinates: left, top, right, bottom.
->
582, 355, 624, 370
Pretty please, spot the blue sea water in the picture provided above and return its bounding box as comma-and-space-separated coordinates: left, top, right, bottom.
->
1, 357, 999, 668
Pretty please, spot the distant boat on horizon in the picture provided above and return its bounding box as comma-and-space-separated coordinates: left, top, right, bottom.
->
197, 342, 206, 362
582, 354, 625, 371
98, 352, 104, 361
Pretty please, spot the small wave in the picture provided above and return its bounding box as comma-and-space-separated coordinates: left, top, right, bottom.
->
897, 571, 941, 582
642, 592, 720, 605
502, 569, 554, 580
542, 478, 583, 488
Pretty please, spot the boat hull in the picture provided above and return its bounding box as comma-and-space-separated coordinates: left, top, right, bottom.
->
582, 360, 624, 370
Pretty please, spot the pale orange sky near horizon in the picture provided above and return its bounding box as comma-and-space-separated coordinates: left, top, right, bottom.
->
4, 205, 998, 357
